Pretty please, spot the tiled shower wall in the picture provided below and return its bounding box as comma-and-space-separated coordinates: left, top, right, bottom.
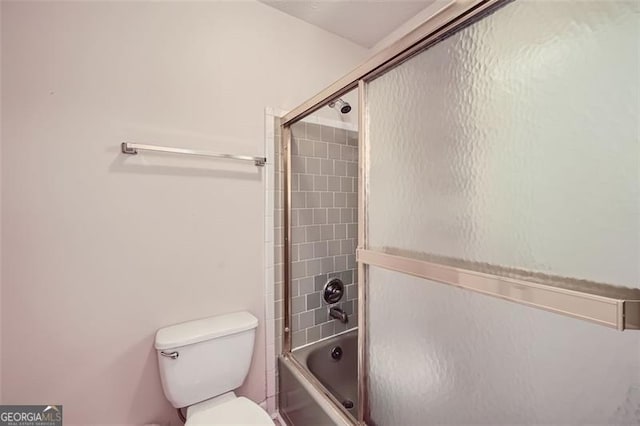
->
273, 118, 359, 353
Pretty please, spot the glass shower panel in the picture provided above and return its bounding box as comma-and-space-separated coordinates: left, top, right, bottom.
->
367, 0, 640, 286
367, 265, 640, 425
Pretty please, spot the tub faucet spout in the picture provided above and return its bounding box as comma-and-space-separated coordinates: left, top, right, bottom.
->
329, 307, 348, 323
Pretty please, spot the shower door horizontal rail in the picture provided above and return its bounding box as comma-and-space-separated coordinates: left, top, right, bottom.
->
357, 249, 640, 330
121, 142, 267, 166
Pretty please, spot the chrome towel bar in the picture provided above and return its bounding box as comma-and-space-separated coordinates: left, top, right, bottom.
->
121, 142, 267, 166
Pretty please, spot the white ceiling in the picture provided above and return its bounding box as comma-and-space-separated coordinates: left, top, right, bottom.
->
260, 0, 435, 48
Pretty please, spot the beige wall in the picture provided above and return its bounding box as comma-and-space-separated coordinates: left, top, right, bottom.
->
0, 1, 366, 424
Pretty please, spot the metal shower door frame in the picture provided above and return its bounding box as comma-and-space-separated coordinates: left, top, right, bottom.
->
279, 0, 640, 423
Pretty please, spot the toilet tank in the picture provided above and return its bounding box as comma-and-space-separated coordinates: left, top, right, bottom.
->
154, 311, 258, 408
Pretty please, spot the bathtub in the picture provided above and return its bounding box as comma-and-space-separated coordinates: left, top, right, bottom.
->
291, 329, 358, 418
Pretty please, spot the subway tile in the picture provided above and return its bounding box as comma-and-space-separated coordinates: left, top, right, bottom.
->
347, 284, 358, 301
291, 279, 299, 297
315, 307, 328, 325
292, 261, 306, 279
306, 192, 321, 208
299, 139, 314, 157
320, 192, 333, 208
313, 209, 327, 224
342, 300, 354, 315
291, 227, 305, 244
314, 241, 327, 258
314, 274, 328, 291
292, 296, 306, 314
314, 175, 328, 191
347, 162, 358, 177
328, 143, 341, 160
348, 224, 357, 239
289, 210, 298, 226
306, 158, 320, 174
335, 160, 346, 177
341, 177, 353, 193
299, 174, 314, 191
335, 319, 348, 333
307, 259, 322, 276
298, 209, 313, 225
306, 292, 321, 310
275, 300, 283, 319
341, 145, 357, 162
320, 159, 334, 176
328, 240, 341, 256
290, 244, 299, 262
320, 125, 335, 143
341, 270, 353, 285
322, 256, 334, 273
313, 141, 328, 158
320, 224, 334, 241
306, 325, 321, 343
292, 331, 306, 348
321, 322, 335, 338
347, 192, 358, 207
291, 156, 305, 173
300, 311, 315, 329
341, 208, 352, 223
334, 128, 347, 144
327, 176, 341, 191
291, 313, 300, 332
291, 124, 305, 139
341, 239, 353, 255
306, 225, 321, 242
299, 243, 314, 260
335, 255, 347, 271
347, 131, 358, 146
306, 123, 321, 141
299, 277, 314, 294
347, 254, 356, 269
292, 192, 305, 208
335, 224, 346, 239
351, 313, 359, 328
335, 192, 346, 207
327, 208, 340, 224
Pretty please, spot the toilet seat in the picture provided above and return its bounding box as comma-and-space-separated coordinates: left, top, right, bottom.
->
186, 397, 274, 426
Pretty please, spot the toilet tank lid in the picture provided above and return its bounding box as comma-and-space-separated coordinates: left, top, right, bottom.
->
155, 311, 258, 350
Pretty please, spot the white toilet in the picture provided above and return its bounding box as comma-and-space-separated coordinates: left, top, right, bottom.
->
155, 311, 274, 425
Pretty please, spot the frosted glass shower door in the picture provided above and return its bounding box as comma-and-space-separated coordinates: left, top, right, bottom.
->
364, 0, 640, 424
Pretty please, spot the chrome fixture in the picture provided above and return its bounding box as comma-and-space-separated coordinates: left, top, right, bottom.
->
323, 278, 344, 304
160, 350, 179, 359
330, 346, 343, 360
121, 142, 267, 167
328, 98, 352, 114
329, 307, 348, 324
